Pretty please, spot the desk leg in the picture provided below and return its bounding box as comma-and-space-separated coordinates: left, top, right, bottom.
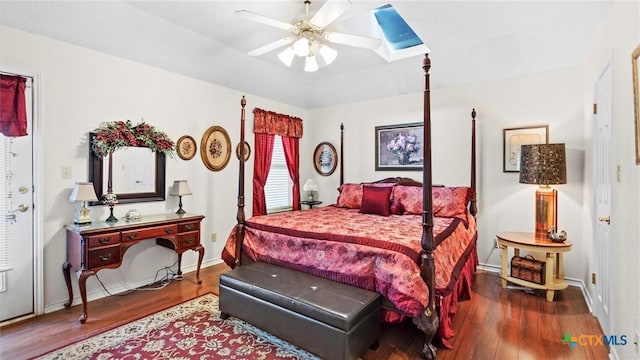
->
195, 245, 204, 284
62, 262, 73, 308
78, 270, 95, 323
499, 244, 508, 288
546, 252, 555, 301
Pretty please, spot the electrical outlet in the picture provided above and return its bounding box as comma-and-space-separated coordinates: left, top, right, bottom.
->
61, 166, 72, 179
210, 233, 217, 242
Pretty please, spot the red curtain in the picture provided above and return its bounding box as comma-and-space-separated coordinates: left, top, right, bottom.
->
252, 133, 275, 216
0, 75, 28, 137
282, 135, 300, 211
252, 108, 303, 216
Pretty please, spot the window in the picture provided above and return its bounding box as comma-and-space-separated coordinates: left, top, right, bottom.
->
372, 4, 430, 62
264, 136, 292, 212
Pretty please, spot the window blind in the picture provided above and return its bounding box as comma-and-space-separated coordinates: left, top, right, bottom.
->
0, 136, 12, 273
265, 136, 292, 212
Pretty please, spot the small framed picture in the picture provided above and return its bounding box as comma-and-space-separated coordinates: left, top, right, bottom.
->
176, 135, 197, 160
375, 122, 424, 171
200, 126, 231, 172
503, 125, 549, 172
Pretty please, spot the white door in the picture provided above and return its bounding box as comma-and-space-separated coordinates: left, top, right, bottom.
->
0, 75, 34, 322
593, 60, 612, 335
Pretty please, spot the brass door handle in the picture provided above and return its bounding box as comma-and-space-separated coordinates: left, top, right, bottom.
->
598, 215, 610, 225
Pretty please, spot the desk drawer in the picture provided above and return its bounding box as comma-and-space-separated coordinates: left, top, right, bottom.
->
87, 232, 120, 248
88, 246, 120, 268
179, 221, 200, 233
178, 231, 200, 249
122, 224, 178, 242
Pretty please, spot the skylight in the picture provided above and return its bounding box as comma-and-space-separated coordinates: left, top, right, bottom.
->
373, 4, 430, 62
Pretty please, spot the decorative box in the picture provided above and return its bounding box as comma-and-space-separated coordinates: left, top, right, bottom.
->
511, 255, 546, 285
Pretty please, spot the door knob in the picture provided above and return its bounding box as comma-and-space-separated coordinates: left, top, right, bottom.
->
13, 204, 29, 213
598, 215, 610, 225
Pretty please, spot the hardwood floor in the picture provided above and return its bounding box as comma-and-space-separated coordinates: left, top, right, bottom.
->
0, 263, 607, 360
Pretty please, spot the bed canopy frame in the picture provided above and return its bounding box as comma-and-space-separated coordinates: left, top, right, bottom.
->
233, 54, 477, 359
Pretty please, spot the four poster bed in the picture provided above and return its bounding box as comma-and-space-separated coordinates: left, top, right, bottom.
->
222, 54, 478, 359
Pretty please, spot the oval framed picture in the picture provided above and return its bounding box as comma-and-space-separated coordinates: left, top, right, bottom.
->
313, 142, 338, 176
235, 141, 251, 161
176, 135, 197, 160
200, 126, 231, 171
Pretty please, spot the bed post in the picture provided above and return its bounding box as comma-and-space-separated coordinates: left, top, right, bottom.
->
412, 54, 438, 360
340, 122, 344, 186
234, 96, 247, 266
470, 109, 478, 216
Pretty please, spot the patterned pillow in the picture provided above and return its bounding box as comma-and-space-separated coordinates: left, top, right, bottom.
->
390, 185, 471, 218
336, 183, 363, 209
359, 185, 392, 216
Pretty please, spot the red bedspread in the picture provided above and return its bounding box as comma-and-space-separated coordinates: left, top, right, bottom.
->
222, 205, 477, 319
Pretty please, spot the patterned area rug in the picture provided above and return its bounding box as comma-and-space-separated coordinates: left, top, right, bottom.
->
36, 293, 318, 360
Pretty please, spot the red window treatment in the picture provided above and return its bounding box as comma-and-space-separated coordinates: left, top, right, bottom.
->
252, 108, 303, 216
0, 75, 28, 137
252, 133, 275, 216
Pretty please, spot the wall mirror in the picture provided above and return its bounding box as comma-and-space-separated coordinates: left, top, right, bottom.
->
89, 135, 166, 204
313, 142, 338, 176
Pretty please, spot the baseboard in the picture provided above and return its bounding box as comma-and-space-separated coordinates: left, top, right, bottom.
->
44, 258, 225, 314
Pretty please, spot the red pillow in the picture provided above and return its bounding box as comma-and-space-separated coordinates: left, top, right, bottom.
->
336, 183, 363, 209
360, 185, 392, 216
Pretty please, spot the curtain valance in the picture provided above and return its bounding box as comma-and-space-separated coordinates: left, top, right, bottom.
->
0, 75, 28, 137
253, 108, 303, 138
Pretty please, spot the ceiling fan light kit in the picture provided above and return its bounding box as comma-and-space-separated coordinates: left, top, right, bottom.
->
238, 0, 382, 72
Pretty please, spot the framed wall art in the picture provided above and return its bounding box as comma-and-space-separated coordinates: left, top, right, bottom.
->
503, 125, 549, 172
313, 142, 337, 176
235, 141, 251, 161
176, 135, 197, 160
632, 43, 640, 164
200, 126, 231, 171
375, 122, 423, 171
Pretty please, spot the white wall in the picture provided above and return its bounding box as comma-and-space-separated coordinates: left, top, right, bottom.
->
307, 65, 586, 280
0, 25, 307, 310
583, 1, 640, 359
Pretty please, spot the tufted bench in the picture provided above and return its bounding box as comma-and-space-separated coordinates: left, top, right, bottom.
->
219, 262, 381, 360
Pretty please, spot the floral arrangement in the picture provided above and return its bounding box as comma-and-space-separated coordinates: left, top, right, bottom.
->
92, 120, 175, 158
386, 132, 420, 164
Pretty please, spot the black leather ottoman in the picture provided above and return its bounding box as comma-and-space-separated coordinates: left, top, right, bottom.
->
219, 262, 381, 360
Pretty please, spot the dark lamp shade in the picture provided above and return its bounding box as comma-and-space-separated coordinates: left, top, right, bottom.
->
519, 144, 567, 185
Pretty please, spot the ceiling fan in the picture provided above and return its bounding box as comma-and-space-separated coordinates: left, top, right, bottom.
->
237, 0, 382, 72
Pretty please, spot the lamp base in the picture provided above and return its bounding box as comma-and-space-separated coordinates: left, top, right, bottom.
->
535, 185, 557, 238
105, 205, 118, 224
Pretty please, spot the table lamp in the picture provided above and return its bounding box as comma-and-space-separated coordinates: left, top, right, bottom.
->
519, 143, 567, 238
69, 182, 98, 225
170, 180, 192, 214
303, 179, 318, 201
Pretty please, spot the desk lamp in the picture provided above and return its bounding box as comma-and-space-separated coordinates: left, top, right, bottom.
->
519, 144, 567, 238
69, 182, 98, 225
170, 180, 192, 215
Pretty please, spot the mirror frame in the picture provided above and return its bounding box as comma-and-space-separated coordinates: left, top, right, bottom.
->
88, 133, 166, 205
313, 142, 338, 176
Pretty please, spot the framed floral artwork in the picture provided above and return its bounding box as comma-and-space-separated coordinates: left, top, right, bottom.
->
200, 126, 231, 171
503, 125, 549, 172
235, 141, 251, 161
176, 135, 197, 160
375, 122, 423, 171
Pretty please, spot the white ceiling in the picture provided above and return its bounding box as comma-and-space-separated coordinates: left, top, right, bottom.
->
0, 1, 612, 109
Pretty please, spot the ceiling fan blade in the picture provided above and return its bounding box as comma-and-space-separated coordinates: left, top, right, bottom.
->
309, 0, 351, 29
236, 10, 297, 31
248, 37, 296, 56
323, 31, 382, 50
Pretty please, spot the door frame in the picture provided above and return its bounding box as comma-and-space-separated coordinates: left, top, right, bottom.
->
1, 66, 44, 320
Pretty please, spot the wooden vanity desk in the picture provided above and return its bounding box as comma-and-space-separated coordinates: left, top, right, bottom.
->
62, 213, 205, 323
